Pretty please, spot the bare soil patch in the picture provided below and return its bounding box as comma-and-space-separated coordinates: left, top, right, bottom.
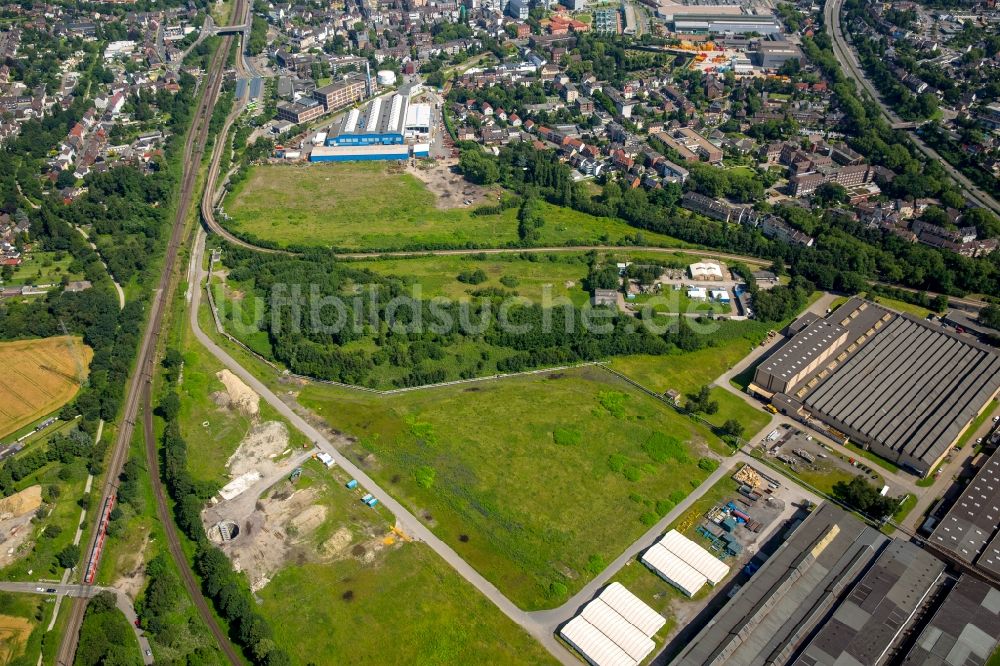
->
216, 369, 259, 417
405, 159, 495, 210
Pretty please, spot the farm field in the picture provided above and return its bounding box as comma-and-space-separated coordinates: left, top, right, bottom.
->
298, 365, 724, 610
222, 162, 683, 250
0, 336, 93, 440
0, 593, 42, 665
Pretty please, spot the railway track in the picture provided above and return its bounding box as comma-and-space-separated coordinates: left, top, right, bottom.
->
54, 3, 246, 663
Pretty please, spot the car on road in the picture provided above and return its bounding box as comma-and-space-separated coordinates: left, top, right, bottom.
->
145, 650, 152, 657
35, 587, 44, 592
45, 588, 56, 593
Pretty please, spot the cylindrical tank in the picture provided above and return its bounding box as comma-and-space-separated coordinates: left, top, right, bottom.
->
377, 70, 396, 86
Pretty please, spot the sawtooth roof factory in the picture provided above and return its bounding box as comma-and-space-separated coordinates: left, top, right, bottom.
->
672, 503, 1000, 666
310, 90, 432, 162
750, 297, 1000, 476
929, 446, 1000, 581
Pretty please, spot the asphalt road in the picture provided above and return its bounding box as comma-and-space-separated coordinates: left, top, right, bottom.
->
824, 0, 1000, 216
0, 583, 153, 663
187, 228, 578, 665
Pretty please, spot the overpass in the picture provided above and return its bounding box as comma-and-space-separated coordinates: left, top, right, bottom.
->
212, 23, 249, 35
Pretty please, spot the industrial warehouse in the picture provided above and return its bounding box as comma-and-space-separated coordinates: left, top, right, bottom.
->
559, 582, 666, 666
640, 529, 730, 597
750, 297, 1000, 475
672, 504, 1000, 666
310, 88, 432, 162
930, 446, 1000, 580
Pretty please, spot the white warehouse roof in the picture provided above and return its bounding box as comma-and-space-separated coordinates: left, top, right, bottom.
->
659, 529, 731, 584
598, 583, 667, 638
560, 616, 637, 666
641, 543, 708, 597
580, 599, 656, 662
404, 102, 431, 130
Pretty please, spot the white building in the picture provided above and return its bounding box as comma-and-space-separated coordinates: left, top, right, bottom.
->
689, 261, 724, 281
559, 582, 666, 666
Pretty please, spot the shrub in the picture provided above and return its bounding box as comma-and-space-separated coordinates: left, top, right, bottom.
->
640, 512, 658, 526
549, 581, 568, 598
642, 432, 689, 464
414, 466, 436, 489
500, 275, 519, 288
552, 427, 581, 446
698, 457, 720, 472
655, 500, 674, 517
586, 554, 606, 575
607, 454, 627, 473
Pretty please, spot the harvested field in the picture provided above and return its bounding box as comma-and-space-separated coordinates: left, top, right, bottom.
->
0, 336, 92, 439
0, 614, 32, 664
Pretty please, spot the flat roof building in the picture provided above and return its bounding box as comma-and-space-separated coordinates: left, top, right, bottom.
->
930, 447, 1000, 579
902, 575, 1000, 666
672, 13, 782, 35
674, 503, 889, 666
756, 41, 803, 69
751, 297, 1000, 475
312, 75, 367, 113
792, 540, 945, 666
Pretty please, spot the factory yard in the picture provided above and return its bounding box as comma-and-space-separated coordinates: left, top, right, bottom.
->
598, 463, 813, 659
0, 336, 93, 440
297, 364, 726, 610
221, 161, 682, 251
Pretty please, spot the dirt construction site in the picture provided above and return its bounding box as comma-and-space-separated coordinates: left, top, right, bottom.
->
0, 485, 43, 568
201, 371, 401, 591
404, 158, 498, 209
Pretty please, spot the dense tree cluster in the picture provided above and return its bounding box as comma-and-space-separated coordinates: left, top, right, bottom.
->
832, 475, 899, 520
219, 245, 770, 388
458, 140, 1000, 298
75, 591, 142, 666
159, 395, 290, 665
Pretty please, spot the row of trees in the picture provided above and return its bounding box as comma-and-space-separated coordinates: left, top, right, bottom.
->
157, 389, 291, 666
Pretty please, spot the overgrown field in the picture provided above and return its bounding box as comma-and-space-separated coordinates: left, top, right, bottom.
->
0, 337, 93, 439
256, 465, 556, 664
222, 162, 683, 250
299, 365, 724, 610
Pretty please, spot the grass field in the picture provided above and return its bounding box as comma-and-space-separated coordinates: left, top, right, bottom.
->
0, 336, 93, 440
608, 337, 760, 397
260, 546, 556, 664
299, 365, 723, 610
350, 253, 593, 306
223, 162, 683, 250
259, 494, 556, 666
3, 252, 83, 288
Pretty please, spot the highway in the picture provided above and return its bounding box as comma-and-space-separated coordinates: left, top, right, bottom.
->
54, 2, 246, 663
824, 0, 1000, 216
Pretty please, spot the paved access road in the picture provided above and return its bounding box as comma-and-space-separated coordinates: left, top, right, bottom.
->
0, 582, 153, 663
824, 0, 1000, 216
188, 229, 577, 665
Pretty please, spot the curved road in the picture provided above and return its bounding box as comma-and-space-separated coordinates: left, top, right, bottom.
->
825, 0, 1000, 216
187, 228, 574, 664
